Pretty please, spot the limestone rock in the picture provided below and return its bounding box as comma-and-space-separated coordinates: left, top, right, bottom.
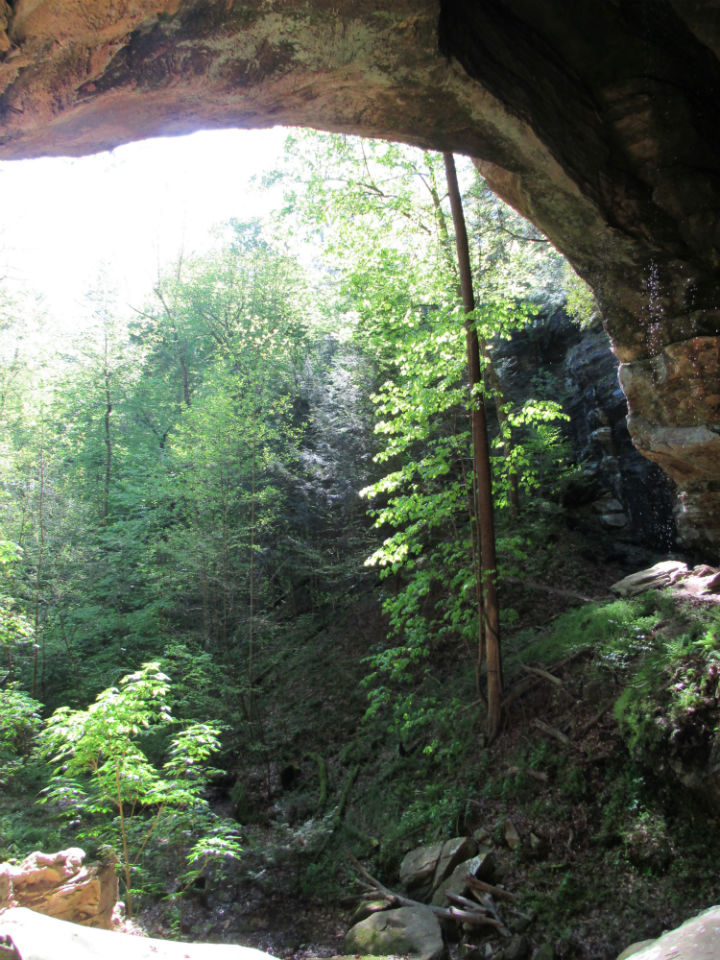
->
0, 848, 118, 929
430, 837, 478, 890
0, 907, 279, 960
399, 836, 477, 895
592, 494, 628, 529
344, 905, 445, 960
610, 561, 688, 597
430, 848, 495, 907
400, 841, 446, 892
495, 315, 675, 552
615, 905, 720, 959
611, 561, 720, 600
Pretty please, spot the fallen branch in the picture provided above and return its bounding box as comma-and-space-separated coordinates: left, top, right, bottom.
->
465, 874, 517, 903
531, 718, 570, 745
446, 891, 488, 912
446, 891, 506, 930
448, 906, 506, 931
520, 663, 562, 687
503, 648, 591, 708
347, 851, 509, 936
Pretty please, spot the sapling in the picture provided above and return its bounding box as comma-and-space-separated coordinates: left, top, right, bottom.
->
39, 661, 241, 916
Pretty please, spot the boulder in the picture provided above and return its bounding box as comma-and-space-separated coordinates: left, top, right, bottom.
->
616, 942, 656, 960
349, 898, 391, 925
611, 562, 720, 600
344, 905, 445, 960
610, 561, 688, 597
399, 837, 477, 895
672, 565, 720, 599
0, 907, 279, 960
431, 837, 479, 891
399, 842, 446, 893
0, 849, 117, 929
504, 821, 521, 851
615, 905, 720, 959
431, 847, 496, 907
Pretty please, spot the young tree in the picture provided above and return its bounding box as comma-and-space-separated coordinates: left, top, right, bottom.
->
40, 662, 240, 916
444, 151, 502, 742
273, 132, 569, 743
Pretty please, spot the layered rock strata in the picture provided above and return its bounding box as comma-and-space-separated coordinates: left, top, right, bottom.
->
0, 848, 117, 929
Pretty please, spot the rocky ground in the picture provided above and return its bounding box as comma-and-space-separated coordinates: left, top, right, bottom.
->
132, 540, 720, 960
5, 523, 716, 960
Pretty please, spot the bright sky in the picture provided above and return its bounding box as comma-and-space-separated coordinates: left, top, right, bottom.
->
0, 127, 290, 333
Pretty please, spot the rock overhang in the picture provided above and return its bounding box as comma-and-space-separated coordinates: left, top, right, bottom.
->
0, 0, 718, 550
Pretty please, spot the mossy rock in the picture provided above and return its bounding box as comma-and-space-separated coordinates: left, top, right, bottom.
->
344, 905, 445, 960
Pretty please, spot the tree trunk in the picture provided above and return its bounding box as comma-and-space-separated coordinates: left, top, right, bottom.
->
443, 151, 503, 743
102, 329, 113, 528
33, 436, 46, 698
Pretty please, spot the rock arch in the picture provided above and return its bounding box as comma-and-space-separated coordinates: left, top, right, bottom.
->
0, 0, 717, 549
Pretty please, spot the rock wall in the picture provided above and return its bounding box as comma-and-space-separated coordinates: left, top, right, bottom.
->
0, 848, 117, 929
495, 312, 677, 555
0, 1, 716, 550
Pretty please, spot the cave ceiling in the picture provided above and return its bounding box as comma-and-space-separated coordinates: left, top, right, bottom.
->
0, 0, 718, 551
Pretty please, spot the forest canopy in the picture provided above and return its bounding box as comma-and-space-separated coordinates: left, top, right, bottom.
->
0, 132, 591, 912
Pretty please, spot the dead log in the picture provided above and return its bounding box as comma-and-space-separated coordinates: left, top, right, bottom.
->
465, 874, 517, 903
502, 648, 591, 708
519, 663, 562, 687
347, 851, 509, 937
531, 718, 570, 745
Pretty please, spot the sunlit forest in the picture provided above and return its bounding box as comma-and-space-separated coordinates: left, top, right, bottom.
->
2, 133, 720, 960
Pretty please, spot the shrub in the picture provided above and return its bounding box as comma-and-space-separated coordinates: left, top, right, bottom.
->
39, 662, 241, 915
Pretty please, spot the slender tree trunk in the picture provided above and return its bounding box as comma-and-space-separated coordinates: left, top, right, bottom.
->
220, 468, 229, 654
102, 330, 113, 528
472, 224, 521, 519
443, 152, 503, 743
429, 155, 520, 520
247, 432, 257, 722
154, 285, 192, 408
33, 437, 46, 698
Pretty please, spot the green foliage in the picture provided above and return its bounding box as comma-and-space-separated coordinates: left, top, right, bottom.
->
518, 596, 662, 667
0, 540, 34, 664
39, 662, 240, 912
516, 592, 720, 775
562, 262, 599, 327
0, 128, 611, 921
0, 683, 43, 786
